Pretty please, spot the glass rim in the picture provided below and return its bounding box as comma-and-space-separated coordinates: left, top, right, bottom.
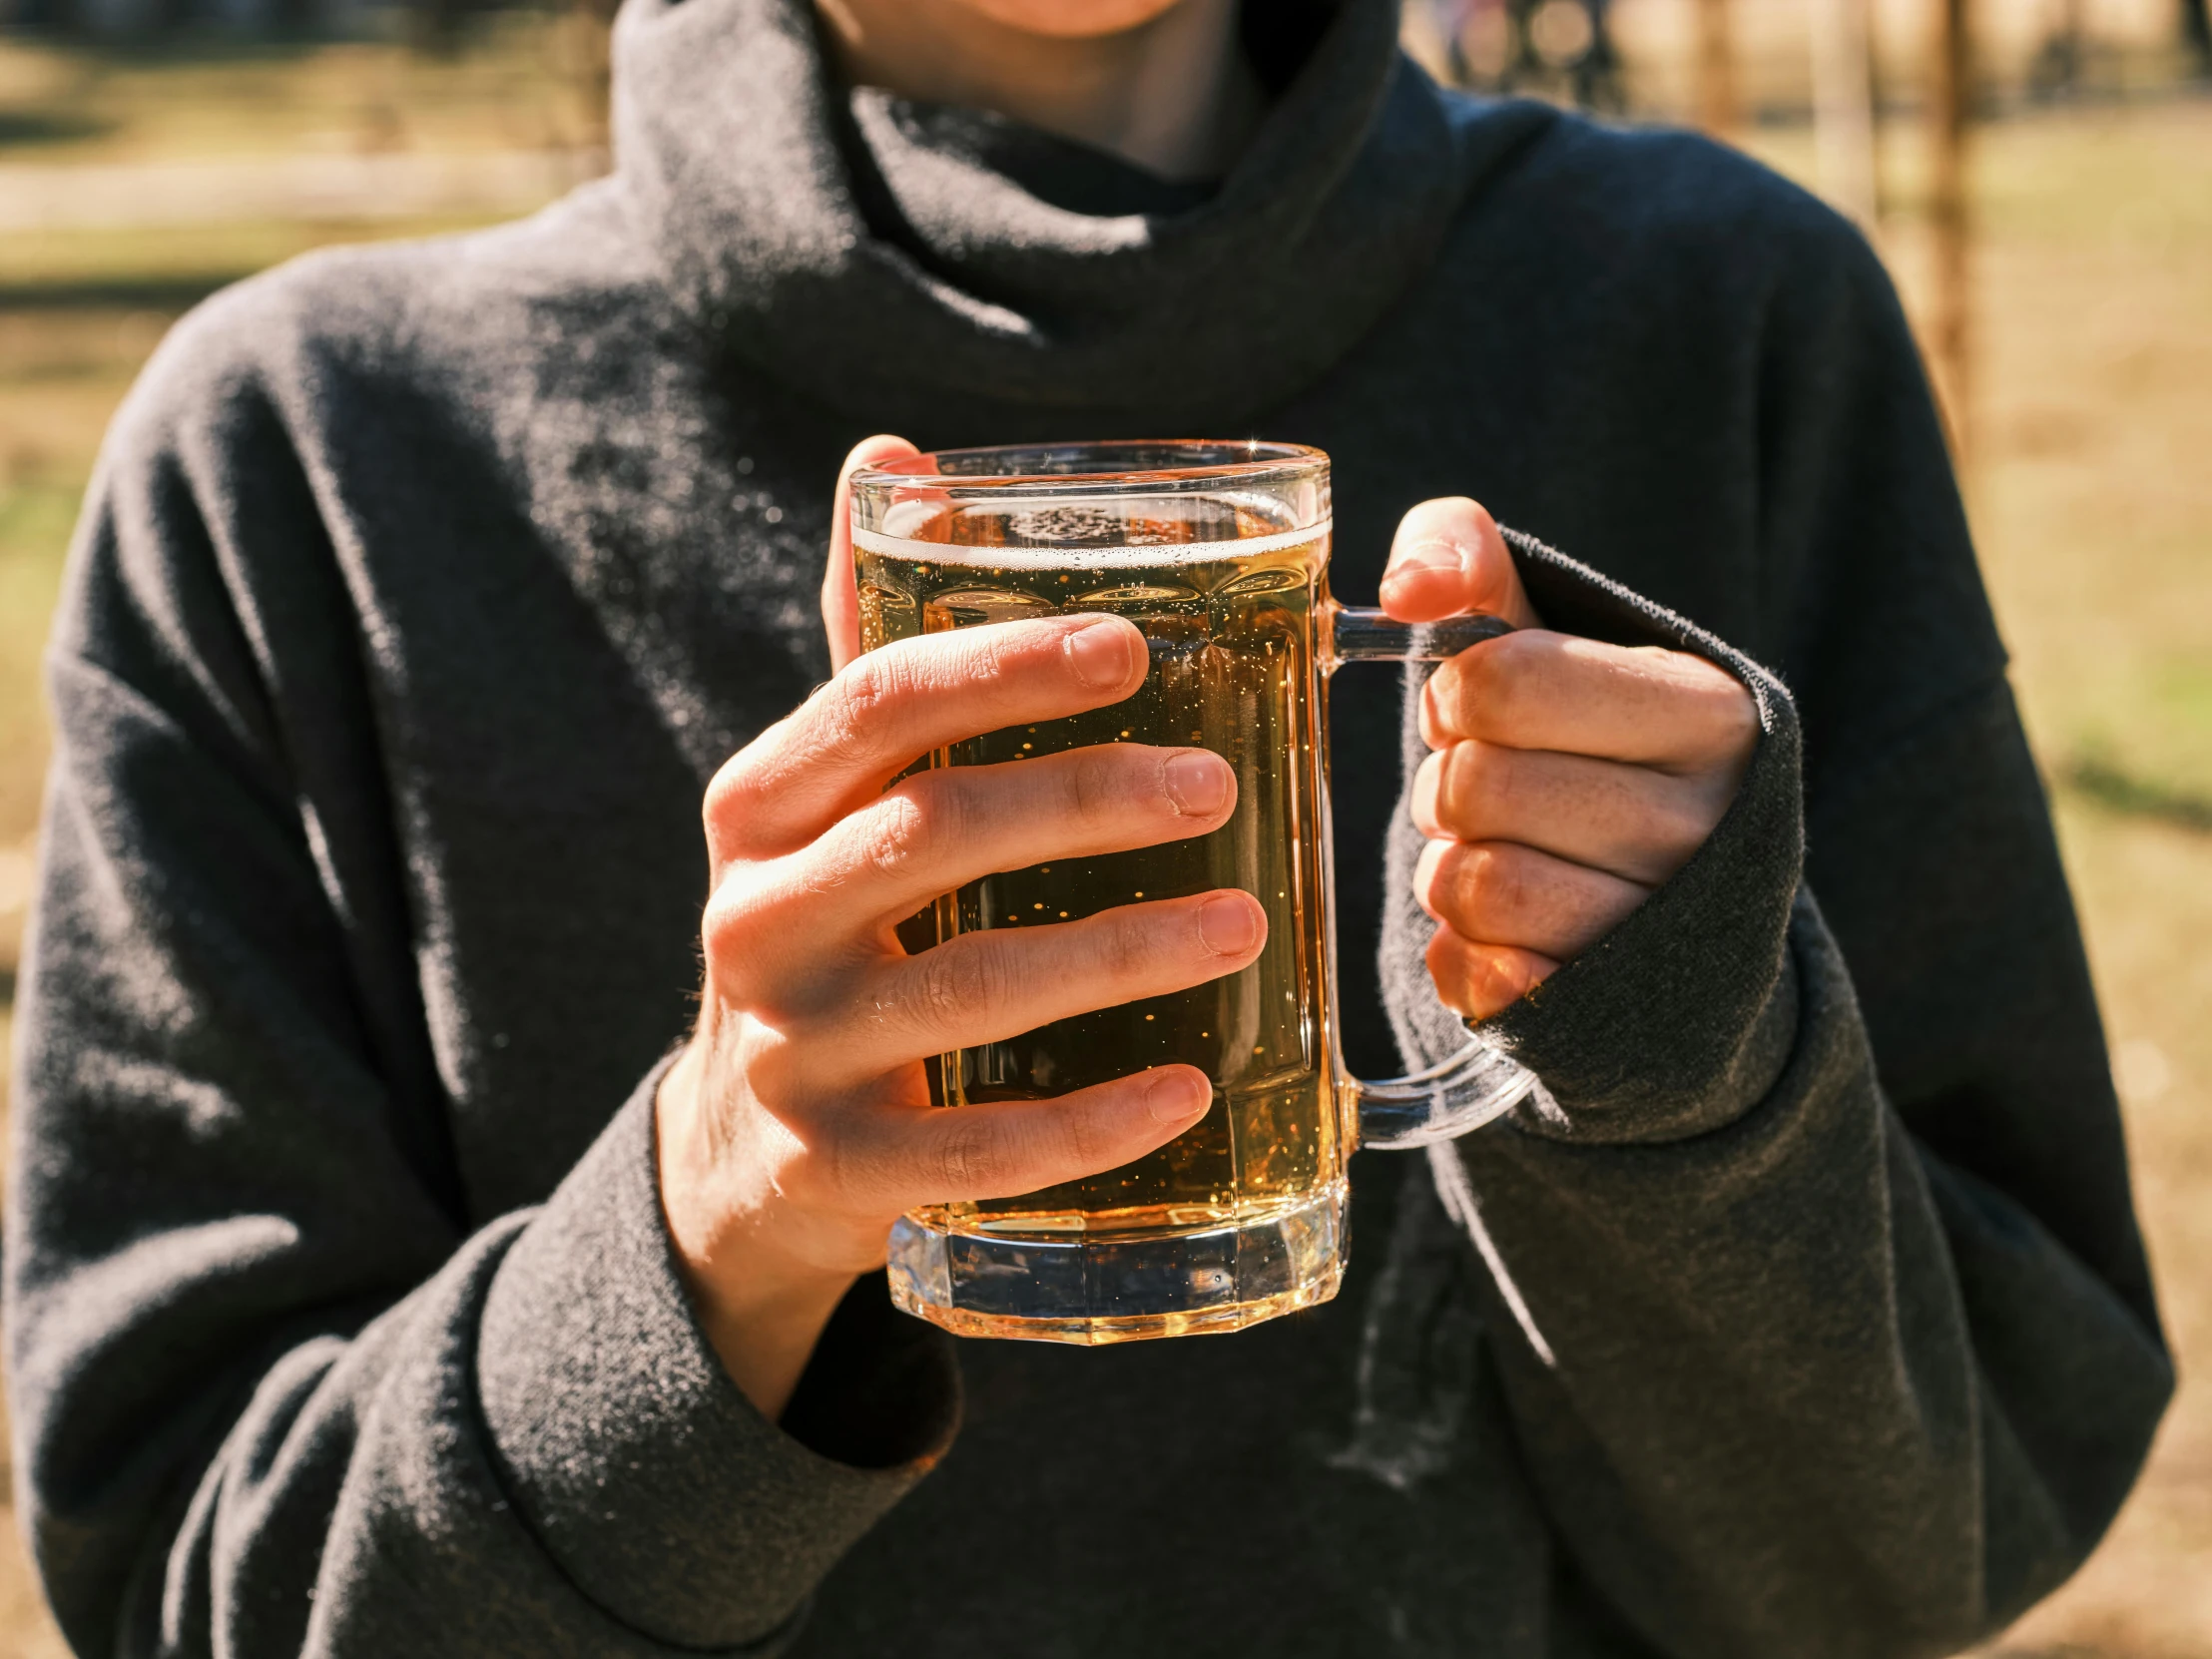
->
847, 439, 1328, 493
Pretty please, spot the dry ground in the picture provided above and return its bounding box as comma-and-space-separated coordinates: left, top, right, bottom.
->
1901, 103, 2212, 1659
0, 20, 2206, 1655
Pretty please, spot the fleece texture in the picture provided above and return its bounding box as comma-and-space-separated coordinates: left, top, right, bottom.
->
5, 0, 2167, 1653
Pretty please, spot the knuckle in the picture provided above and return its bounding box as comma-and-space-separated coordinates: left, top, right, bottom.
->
1438, 841, 1479, 909
1713, 681, 1761, 755
701, 884, 763, 964
1412, 837, 1450, 918
1657, 779, 1725, 857
1055, 1099, 1111, 1176
1433, 641, 1516, 739
1425, 661, 1470, 734
702, 766, 743, 832
1656, 655, 1759, 764
960, 628, 1028, 715
1425, 928, 1481, 1014
1103, 908, 1167, 979
814, 1108, 906, 1213
933, 1118, 1001, 1193
1428, 929, 1545, 1018
822, 654, 913, 759
1425, 924, 1458, 973
1457, 843, 1526, 924
972, 627, 1022, 683
1472, 632, 1544, 724
738, 1025, 810, 1114
1066, 747, 1127, 822
1440, 741, 1499, 825
702, 746, 771, 847
1410, 751, 1447, 835
1476, 948, 1543, 1008
912, 939, 1004, 1031
864, 785, 946, 880
794, 1111, 849, 1203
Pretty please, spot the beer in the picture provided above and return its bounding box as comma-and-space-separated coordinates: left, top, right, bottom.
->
855, 509, 1344, 1264
851, 441, 1534, 1344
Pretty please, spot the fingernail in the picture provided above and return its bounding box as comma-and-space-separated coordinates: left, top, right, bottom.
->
1383, 539, 1470, 585
1143, 1069, 1211, 1125
1065, 619, 1134, 690
1164, 751, 1231, 817
1197, 894, 1263, 956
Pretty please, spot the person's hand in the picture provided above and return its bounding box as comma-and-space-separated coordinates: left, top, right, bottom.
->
1378, 498, 1759, 1023
656, 438, 1267, 1421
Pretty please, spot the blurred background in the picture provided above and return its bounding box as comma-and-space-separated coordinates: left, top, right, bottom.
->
0, 0, 2204, 1650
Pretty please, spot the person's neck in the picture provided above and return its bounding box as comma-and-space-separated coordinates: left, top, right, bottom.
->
812, 0, 1266, 183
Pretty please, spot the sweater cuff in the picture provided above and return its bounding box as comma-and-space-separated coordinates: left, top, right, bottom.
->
1382, 529, 1808, 1145
475, 1062, 960, 1649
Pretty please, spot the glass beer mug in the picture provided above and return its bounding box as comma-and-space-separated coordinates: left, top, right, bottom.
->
849, 441, 1537, 1345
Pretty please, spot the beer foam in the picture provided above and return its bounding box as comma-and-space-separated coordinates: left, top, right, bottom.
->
850, 518, 1330, 570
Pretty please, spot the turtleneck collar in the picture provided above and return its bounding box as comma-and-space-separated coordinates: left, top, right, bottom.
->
608, 0, 1481, 433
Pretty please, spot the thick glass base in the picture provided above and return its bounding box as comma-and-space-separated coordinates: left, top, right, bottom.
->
886, 1185, 1348, 1345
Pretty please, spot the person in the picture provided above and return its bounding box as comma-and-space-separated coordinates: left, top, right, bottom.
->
3, 0, 2170, 1653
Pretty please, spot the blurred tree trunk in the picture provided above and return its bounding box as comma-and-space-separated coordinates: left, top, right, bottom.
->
1928, 0, 1972, 462
400, 0, 471, 53
2185, 0, 2212, 76
1811, 0, 1880, 229
2029, 0, 2086, 95
569, 0, 621, 156
1694, 0, 1739, 137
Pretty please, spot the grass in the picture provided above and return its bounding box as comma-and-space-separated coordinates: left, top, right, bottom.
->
0, 474, 72, 836
0, 214, 520, 298
1988, 803, 2212, 1656
2064, 752, 2212, 834
0, 13, 607, 165
1747, 97, 2212, 1658
0, 27, 2208, 1659
1895, 101, 2212, 1658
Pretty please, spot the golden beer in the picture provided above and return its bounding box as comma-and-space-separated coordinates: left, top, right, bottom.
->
850, 443, 1533, 1345
857, 529, 1339, 1241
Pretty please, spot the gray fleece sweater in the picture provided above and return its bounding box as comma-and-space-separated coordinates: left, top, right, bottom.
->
4, 0, 2169, 1653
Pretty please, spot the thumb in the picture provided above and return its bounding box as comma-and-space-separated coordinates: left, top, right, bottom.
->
1377, 496, 1542, 631
824, 433, 922, 673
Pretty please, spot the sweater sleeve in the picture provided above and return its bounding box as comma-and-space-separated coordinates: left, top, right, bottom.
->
1376, 543, 2171, 1647
3, 320, 957, 1657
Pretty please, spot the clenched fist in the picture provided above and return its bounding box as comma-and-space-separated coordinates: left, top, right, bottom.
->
1378, 497, 1759, 1023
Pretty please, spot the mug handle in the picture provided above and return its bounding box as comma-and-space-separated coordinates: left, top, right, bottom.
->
1323, 604, 1542, 1150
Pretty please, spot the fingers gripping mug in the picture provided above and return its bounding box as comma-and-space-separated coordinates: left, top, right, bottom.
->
849, 442, 1537, 1344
